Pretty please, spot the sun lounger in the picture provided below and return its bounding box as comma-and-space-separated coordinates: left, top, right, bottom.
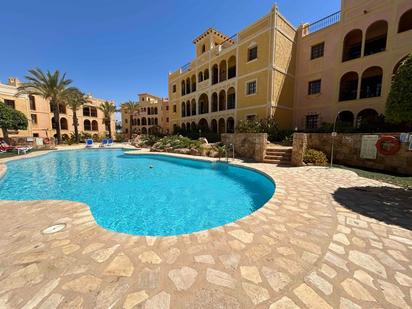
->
85, 139, 94, 148
99, 139, 108, 147
107, 139, 113, 146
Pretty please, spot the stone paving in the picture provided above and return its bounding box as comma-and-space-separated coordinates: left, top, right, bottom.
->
0, 150, 411, 308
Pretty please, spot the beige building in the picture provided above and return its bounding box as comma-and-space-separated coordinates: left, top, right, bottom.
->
293, 0, 412, 130
168, 5, 296, 134
121, 93, 169, 136
168, 0, 412, 133
0, 77, 116, 140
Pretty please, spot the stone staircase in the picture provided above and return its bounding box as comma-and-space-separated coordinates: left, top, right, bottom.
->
263, 146, 292, 166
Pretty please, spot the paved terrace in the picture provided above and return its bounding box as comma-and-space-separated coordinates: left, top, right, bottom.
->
0, 149, 411, 308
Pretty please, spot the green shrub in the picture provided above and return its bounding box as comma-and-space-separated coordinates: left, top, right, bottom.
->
237, 118, 281, 142
281, 134, 293, 146
303, 149, 328, 166
140, 135, 161, 147
154, 135, 202, 150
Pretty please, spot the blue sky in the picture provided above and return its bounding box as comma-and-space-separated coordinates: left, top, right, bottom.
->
1, 0, 340, 109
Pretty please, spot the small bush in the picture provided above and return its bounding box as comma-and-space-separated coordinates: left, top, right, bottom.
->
303, 149, 328, 166
153, 135, 202, 150
140, 135, 161, 147
281, 134, 293, 146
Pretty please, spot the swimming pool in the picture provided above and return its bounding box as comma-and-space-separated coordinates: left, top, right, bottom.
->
0, 150, 275, 236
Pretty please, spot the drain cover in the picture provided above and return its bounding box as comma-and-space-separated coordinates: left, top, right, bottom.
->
42, 223, 66, 234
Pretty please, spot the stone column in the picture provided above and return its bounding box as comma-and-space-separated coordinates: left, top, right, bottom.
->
291, 133, 307, 167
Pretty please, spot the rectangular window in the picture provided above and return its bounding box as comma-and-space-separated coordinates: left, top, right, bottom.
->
308, 80, 321, 95
246, 114, 256, 121
29, 95, 36, 110
31, 114, 38, 124
247, 46, 258, 61
125, 119, 128, 124
83, 107, 90, 116
246, 81, 257, 95
172, 85, 176, 93
173, 105, 177, 113
166, 106, 169, 111
4, 99, 15, 109
311, 42, 325, 60
306, 115, 319, 129
166, 117, 169, 122
33, 133, 39, 137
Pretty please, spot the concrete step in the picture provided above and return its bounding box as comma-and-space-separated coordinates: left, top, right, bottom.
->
264, 155, 290, 160
266, 149, 292, 154
263, 158, 291, 165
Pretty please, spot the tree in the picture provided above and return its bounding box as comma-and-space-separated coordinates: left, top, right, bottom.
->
98, 101, 116, 139
17, 68, 74, 144
0, 101, 28, 142
386, 53, 412, 128
123, 101, 139, 138
63, 88, 87, 143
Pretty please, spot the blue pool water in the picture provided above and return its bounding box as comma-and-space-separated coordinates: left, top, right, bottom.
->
0, 149, 275, 236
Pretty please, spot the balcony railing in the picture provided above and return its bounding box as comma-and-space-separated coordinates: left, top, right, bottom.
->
180, 62, 191, 73
305, 11, 341, 34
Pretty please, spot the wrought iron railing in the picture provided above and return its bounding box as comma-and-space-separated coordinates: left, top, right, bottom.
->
306, 11, 341, 33
180, 62, 191, 73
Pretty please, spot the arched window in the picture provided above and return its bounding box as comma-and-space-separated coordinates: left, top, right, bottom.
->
219, 90, 226, 111
191, 99, 196, 116
84, 119, 91, 131
393, 56, 408, 76
186, 101, 190, 116
227, 117, 235, 133
198, 71, 204, 82
211, 119, 218, 133
186, 122, 191, 132
154, 118, 158, 125
137, 119, 140, 126
186, 78, 191, 94
364, 20, 388, 56
60, 118, 68, 130
339, 72, 359, 101
211, 92, 218, 112
219, 60, 227, 82
204, 69, 209, 80
154, 107, 158, 114
398, 9, 412, 33
198, 93, 209, 114
191, 122, 196, 131
198, 118, 208, 131
181, 80, 186, 96
227, 87, 236, 109
92, 120, 98, 131
142, 127, 147, 134
336, 111, 354, 127
356, 109, 379, 128
212, 64, 219, 85
181, 102, 186, 117
342, 29, 362, 62
202, 44, 206, 53
218, 118, 225, 134
142, 117, 147, 125
191, 75, 196, 92
228, 56, 236, 79
360, 67, 383, 98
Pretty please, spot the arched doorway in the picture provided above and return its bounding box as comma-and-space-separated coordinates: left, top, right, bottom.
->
364, 20, 388, 56
227, 117, 235, 133
336, 111, 354, 127
339, 72, 359, 101
211, 119, 218, 133
342, 29, 362, 62
356, 109, 379, 128
218, 118, 225, 133
360, 67, 383, 98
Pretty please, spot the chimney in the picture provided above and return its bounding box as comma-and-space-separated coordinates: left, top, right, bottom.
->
8, 77, 21, 87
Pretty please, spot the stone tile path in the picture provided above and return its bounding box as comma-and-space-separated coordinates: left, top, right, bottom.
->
0, 151, 411, 308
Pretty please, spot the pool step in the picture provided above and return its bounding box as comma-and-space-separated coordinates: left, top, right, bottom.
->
263, 147, 292, 166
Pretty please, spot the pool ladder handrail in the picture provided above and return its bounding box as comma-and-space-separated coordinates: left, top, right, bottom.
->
225, 143, 235, 163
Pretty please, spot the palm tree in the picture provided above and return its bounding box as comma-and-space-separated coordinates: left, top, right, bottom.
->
17, 68, 74, 144
123, 101, 139, 138
98, 101, 116, 139
63, 88, 87, 143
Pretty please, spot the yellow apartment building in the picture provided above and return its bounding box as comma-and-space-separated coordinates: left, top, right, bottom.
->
121, 93, 169, 137
167, 0, 412, 133
293, 0, 412, 130
0, 77, 116, 140
168, 5, 296, 134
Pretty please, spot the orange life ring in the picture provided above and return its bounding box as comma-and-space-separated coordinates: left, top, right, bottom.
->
375, 135, 401, 156
44, 138, 50, 144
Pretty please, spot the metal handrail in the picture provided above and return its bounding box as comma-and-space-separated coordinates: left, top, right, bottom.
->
305, 11, 341, 33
